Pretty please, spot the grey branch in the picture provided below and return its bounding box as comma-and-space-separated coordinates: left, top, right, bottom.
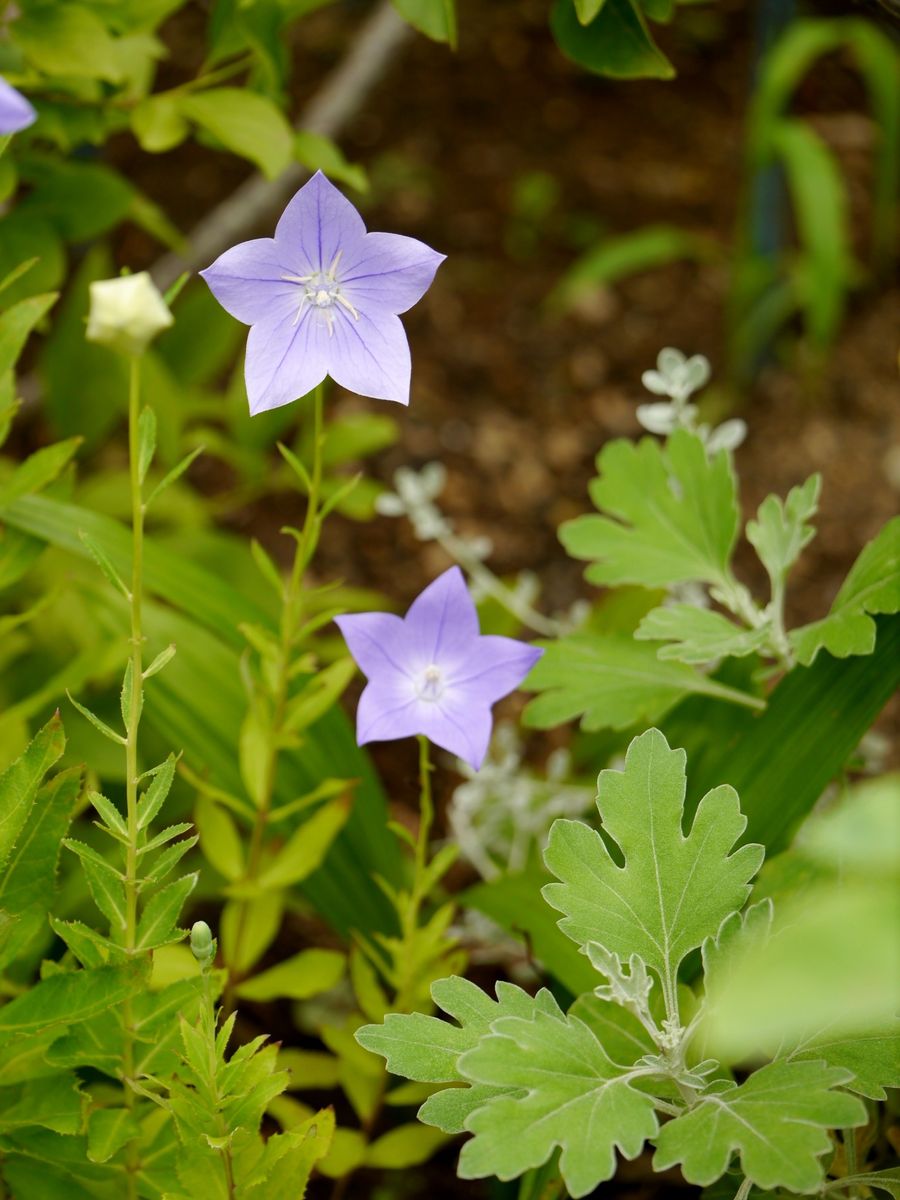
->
153, 0, 411, 290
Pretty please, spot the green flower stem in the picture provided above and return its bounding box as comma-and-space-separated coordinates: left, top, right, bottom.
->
393, 735, 435, 1012
224, 383, 325, 1003
122, 354, 146, 1199
199, 962, 236, 1199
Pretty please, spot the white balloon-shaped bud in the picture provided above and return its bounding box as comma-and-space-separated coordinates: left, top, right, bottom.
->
86, 272, 173, 357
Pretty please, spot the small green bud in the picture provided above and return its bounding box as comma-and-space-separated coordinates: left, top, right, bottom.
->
86, 271, 173, 357
190, 920, 216, 968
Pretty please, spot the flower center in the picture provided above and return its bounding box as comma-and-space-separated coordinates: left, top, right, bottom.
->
415, 663, 446, 703
281, 250, 360, 335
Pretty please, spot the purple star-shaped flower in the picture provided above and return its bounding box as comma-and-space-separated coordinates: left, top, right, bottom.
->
334, 567, 543, 771
200, 171, 444, 415
0, 77, 36, 135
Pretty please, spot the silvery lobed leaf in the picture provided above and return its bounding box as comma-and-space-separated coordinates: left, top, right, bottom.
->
652, 1060, 866, 1191
523, 631, 760, 732
456, 1009, 659, 1197
747, 475, 820, 589
635, 604, 770, 665
790, 516, 899, 665
561, 431, 739, 588
704, 417, 746, 453
543, 728, 763, 1014
355, 976, 563, 1134
636, 402, 679, 434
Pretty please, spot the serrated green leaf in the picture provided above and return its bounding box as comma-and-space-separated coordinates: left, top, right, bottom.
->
0, 767, 80, 911
0, 716, 66, 871
635, 604, 770, 665
0, 1077, 85, 1135
66, 694, 126, 745
135, 873, 197, 951
235, 948, 344, 1002
543, 728, 763, 1013
48, 917, 122, 969
137, 755, 176, 829
652, 1060, 865, 1190
87, 1106, 139, 1163
790, 516, 900, 665
523, 632, 761, 731
747, 474, 820, 591
457, 1010, 659, 1196
561, 432, 739, 589
0, 965, 141, 1042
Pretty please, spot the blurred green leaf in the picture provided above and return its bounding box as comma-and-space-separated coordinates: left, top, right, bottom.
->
180, 88, 293, 180
295, 131, 368, 193
235, 948, 344, 1002
391, 0, 456, 47
550, 0, 674, 80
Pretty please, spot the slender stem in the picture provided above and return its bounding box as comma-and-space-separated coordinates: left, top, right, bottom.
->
733, 1178, 753, 1200
200, 967, 236, 1199
843, 1126, 859, 1174
122, 355, 145, 1200
393, 736, 434, 1013
439, 531, 561, 637
224, 384, 325, 1004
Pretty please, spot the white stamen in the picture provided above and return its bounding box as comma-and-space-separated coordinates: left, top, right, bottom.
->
281, 260, 358, 327
416, 664, 445, 703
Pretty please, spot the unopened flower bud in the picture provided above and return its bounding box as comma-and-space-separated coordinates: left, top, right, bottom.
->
86, 272, 173, 357
190, 920, 216, 967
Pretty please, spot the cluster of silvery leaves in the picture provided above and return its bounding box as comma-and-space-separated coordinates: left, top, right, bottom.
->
358, 728, 898, 1198
447, 723, 592, 880
375, 462, 587, 637
522, 349, 900, 736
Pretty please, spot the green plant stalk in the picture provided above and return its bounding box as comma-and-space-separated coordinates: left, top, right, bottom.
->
224, 383, 326, 1001
122, 355, 146, 1200
393, 735, 435, 1013
332, 737, 436, 1200
199, 964, 236, 1198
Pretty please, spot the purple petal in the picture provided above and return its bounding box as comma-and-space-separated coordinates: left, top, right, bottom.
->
403, 567, 479, 669
200, 238, 296, 326
0, 77, 36, 135
274, 171, 366, 273
244, 308, 329, 415
355, 678, 420, 746
326, 307, 411, 405
341, 232, 445, 316
449, 636, 544, 706
334, 611, 412, 682
418, 694, 493, 771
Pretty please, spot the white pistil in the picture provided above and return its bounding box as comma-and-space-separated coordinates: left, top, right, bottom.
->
416, 664, 446, 703
281, 257, 360, 331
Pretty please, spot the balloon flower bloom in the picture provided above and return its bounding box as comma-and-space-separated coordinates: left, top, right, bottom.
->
335, 567, 543, 771
0, 77, 36, 134
200, 171, 444, 415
